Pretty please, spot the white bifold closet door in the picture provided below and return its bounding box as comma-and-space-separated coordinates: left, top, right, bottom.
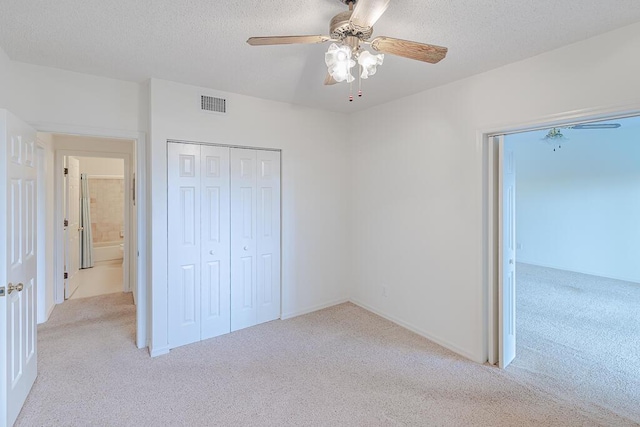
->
230, 149, 281, 331
168, 143, 231, 348
168, 143, 280, 349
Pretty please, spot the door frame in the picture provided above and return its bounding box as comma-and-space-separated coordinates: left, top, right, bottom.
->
36, 144, 47, 324
481, 102, 640, 367
31, 123, 148, 350
62, 155, 84, 299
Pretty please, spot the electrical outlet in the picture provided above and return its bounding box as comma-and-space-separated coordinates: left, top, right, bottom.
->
382, 286, 387, 297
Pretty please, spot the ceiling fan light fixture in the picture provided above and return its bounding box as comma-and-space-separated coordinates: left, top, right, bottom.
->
543, 128, 566, 140
542, 127, 569, 151
325, 43, 356, 83
247, 0, 449, 97
358, 50, 384, 78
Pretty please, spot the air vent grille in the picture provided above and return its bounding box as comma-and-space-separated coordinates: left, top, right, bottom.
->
201, 95, 227, 113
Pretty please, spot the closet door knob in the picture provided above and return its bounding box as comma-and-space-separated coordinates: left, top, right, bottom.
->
209, 250, 215, 255
243, 246, 248, 251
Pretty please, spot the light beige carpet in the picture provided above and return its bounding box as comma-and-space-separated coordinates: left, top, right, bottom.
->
512, 263, 640, 424
16, 291, 638, 426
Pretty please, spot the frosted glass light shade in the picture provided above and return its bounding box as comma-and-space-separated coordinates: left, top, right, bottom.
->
358, 50, 384, 79
325, 43, 356, 83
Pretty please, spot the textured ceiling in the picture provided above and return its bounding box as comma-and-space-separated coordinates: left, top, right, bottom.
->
1, 0, 640, 113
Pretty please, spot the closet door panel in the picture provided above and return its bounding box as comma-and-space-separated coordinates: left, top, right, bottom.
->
168, 143, 202, 348
200, 145, 231, 339
257, 150, 281, 324
230, 148, 257, 331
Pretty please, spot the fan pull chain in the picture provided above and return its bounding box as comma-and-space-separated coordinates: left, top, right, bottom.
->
358, 66, 363, 98
349, 80, 353, 102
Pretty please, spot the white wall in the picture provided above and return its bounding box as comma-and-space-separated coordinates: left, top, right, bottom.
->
509, 120, 640, 282
349, 22, 640, 362
54, 134, 134, 155
149, 79, 351, 355
78, 157, 125, 176
0, 47, 10, 109
8, 61, 145, 133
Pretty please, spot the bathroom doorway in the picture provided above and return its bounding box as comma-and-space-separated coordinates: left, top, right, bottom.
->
48, 133, 137, 311
64, 155, 127, 299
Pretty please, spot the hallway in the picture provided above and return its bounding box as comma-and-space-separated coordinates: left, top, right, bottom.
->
69, 262, 123, 300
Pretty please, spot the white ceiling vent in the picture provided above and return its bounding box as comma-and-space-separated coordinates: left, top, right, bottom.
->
201, 95, 227, 114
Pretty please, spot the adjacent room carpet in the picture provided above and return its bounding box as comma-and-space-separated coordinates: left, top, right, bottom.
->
512, 263, 640, 424
16, 282, 639, 426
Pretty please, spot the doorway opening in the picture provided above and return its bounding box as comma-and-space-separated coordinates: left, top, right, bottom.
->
64, 156, 127, 300
34, 131, 146, 349
489, 114, 640, 420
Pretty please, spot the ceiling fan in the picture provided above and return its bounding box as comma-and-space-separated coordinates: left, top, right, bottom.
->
543, 123, 621, 151
246, 0, 448, 101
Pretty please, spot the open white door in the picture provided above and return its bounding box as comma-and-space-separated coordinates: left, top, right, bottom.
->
498, 135, 517, 368
0, 110, 38, 427
64, 156, 80, 299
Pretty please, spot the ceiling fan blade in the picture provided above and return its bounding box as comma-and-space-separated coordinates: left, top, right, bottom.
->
349, 0, 390, 33
247, 35, 332, 46
370, 36, 448, 64
571, 123, 621, 130
324, 73, 338, 86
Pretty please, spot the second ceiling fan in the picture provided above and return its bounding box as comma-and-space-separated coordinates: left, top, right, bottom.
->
247, 0, 448, 100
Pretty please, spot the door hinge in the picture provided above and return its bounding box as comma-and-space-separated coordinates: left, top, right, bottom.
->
64, 219, 69, 227
64, 272, 68, 280
64, 167, 69, 175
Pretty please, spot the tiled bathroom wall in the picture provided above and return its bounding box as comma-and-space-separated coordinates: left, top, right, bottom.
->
89, 178, 124, 243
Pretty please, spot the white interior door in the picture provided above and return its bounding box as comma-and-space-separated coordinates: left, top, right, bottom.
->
256, 150, 281, 324
499, 135, 517, 368
230, 148, 258, 332
64, 156, 80, 299
0, 110, 38, 427
200, 145, 231, 340
167, 143, 202, 348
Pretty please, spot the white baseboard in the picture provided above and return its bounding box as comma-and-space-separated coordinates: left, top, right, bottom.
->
281, 297, 349, 320
350, 298, 484, 364
149, 345, 170, 358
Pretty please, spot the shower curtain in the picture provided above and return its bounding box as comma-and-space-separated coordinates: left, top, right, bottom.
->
80, 173, 94, 269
